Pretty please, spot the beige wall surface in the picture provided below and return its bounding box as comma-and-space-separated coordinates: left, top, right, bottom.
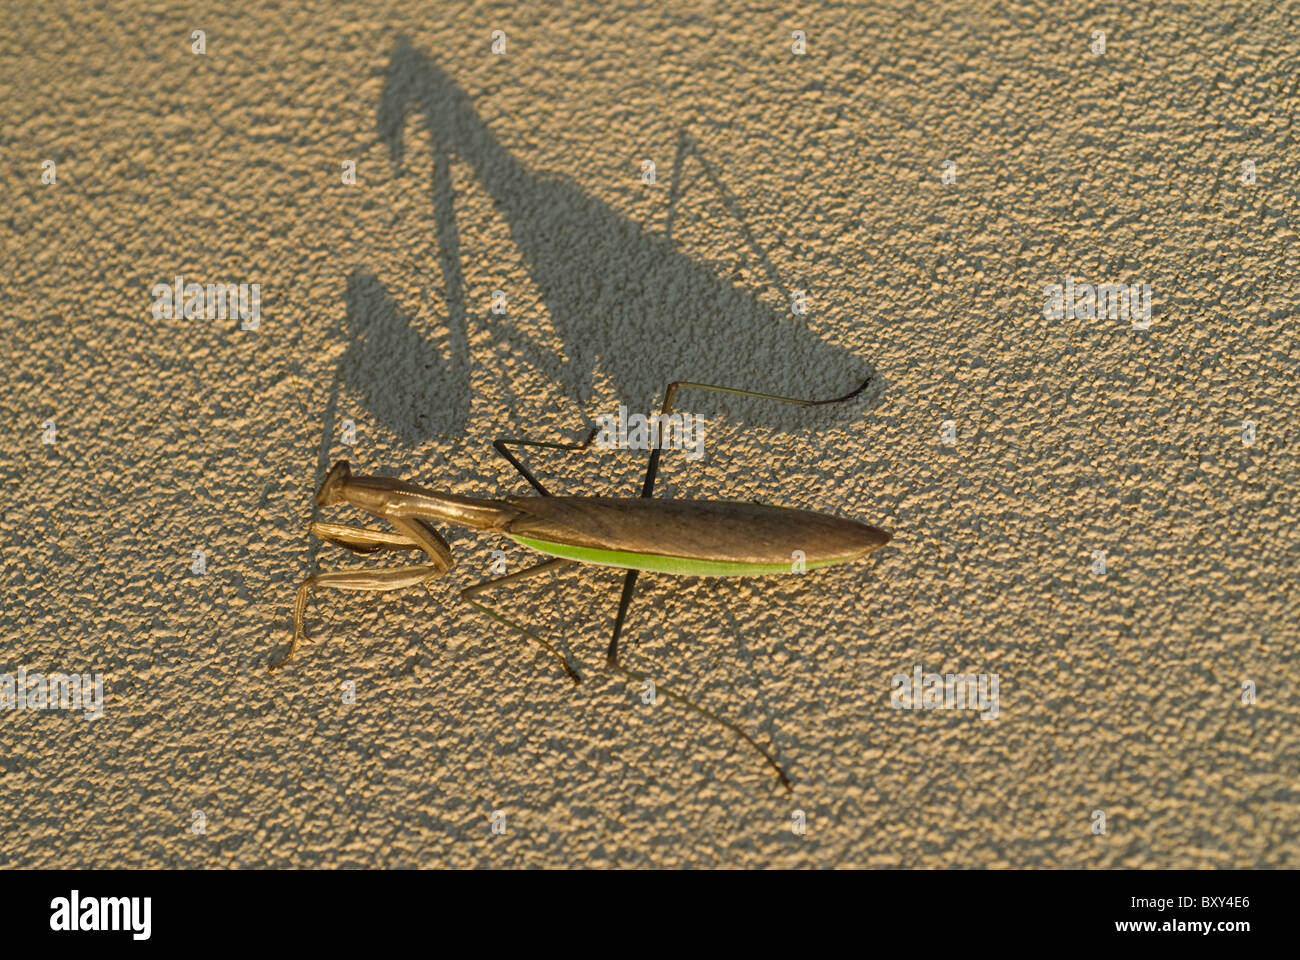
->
1, 1, 1296, 867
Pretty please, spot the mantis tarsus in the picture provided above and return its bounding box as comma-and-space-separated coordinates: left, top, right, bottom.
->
274, 376, 892, 790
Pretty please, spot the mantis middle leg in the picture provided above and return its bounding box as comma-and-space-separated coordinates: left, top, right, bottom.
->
460, 557, 581, 683
492, 426, 599, 496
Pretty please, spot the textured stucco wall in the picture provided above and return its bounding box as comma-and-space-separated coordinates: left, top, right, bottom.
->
2, 0, 1296, 867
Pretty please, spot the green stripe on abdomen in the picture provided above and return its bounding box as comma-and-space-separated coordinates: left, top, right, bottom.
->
508, 535, 855, 576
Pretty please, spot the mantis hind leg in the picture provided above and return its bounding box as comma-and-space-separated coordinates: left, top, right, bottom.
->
616, 375, 870, 780
640, 376, 873, 496
604, 568, 793, 791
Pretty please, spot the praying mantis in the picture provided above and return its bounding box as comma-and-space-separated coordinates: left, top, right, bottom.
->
273, 376, 892, 789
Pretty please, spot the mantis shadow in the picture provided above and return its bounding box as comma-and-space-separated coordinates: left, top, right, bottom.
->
341, 35, 881, 442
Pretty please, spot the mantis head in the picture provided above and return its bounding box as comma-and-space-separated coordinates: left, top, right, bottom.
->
316, 461, 353, 507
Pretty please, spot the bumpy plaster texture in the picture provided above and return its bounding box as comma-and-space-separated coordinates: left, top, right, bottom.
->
1, 1, 1296, 867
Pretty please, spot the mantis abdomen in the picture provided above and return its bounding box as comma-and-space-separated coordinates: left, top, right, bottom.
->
502, 497, 891, 576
